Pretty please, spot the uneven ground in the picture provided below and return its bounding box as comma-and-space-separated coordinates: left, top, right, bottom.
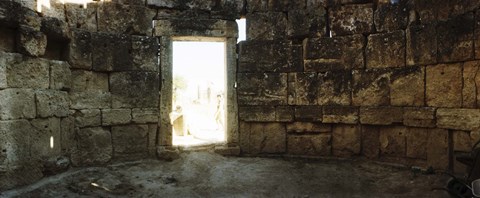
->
2, 152, 451, 198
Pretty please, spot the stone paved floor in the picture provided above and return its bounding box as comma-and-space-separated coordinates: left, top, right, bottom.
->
2, 152, 451, 198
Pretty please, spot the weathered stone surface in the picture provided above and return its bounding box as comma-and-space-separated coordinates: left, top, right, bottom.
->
41, 17, 69, 40
288, 73, 318, 105
102, 109, 132, 126
71, 127, 112, 166
35, 90, 69, 118
476, 11, 480, 59
0, 52, 22, 88
286, 122, 331, 133
37, 0, 65, 19
238, 106, 275, 122
154, 19, 237, 37
240, 122, 286, 154
304, 35, 365, 71
406, 128, 428, 159
275, 106, 294, 122
71, 70, 109, 92
287, 7, 326, 38
390, 67, 424, 106
70, 91, 111, 109
406, 24, 437, 66
97, 3, 156, 35
30, 118, 62, 160
132, 108, 159, 124
67, 30, 91, 69
91, 33, 131, 72
426, 64, 462, 107
50, 61, 71, 90
322, 106, 358, 124
463, 61, 480, 108
379, 126, 406, 157
374, 2, 408, 32
110, 72, 160, 108
0, 120, 32, 166
112, 125, 149, 157
437, 13, 474, 63
6, 57, 50, 89
131, 36, 159, 72
60, 116, 75, 154
453, 130, 473, 152
147, 124, 157, 156
237, 73, 287, 105
361, 126, 380, 159
403, 107, 436, 128
238, 40, 298, 73
287, 134, 331, 156
360, 107, 403, 125
65, 3, 97, 32
16, 25, 47, 57
332, 125, 360, 157
73, 109, 101, 128
437, 108, 480, 131
366, 31, 405, 68
246, 12, 286, 40
427, 128, 449, 170
317, 71, 352, 105
294, 106, 322, 122
329, 4, 373, 36
352, 69, 390, 106
0, 89, 35, 120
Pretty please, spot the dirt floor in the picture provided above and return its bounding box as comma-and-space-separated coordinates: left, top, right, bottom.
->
1, 152, 451, 198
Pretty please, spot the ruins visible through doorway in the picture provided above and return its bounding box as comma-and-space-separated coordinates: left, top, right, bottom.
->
172, 39, 226, 146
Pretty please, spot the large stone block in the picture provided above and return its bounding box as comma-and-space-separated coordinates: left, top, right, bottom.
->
40, 17, 69, 41
0, 52, 21, 89
390, 67, 425, 106
6, 57, 50, 89
70, 91, 111, 109
154, 19, 237, 38
65, 3, 97, 32
91, 33, 131, 72
73, 109, 101, 128
30, 118, 62, 160
67, 30, 92, 69
246, 12, 286, 40
287, 134, 331, 156
322, 106, 358, 124
437, 108, 480, 131
374, 1, 408, 32
427, 128, 449, 170
437, 13, 474, 63
35, 90, 69, 118
332, 125, 360, 157
286, 122, 331, 133
403, 107, 436, 128
329, 4, 373, 36
366, 31, 405, 68
110, 72, 160, 108
71, 127, 112, 166
360, 107, 403, 125
426, 64, 462, 107
304, 35, 365, 71
97, 3, 156, 35
317, 71, 352, 105
237, 73, 288, 105
379, 126, 406, 157
294, 106, 322, 122
406, 128, 428, 159
238, 106, 275, 122
238, 40, 299, 73
240, 122, 286, 154
361, 126, 380, 159
131, 36, 159, 72
71, 70, 109, 92
0, 120, 31, 166
0, 89, 35, 120
49, 60, 71, 90
102, 109, 132, 126
275, 106, 294, 122
352, 69, 390, 106
463, 61, 480, 108
406, 24, 437, 66
287, 7, 326, 38
16, 25, 47, 57
288, 73, 318, 105
112, 125, 149, 157
60, 116, 75, 154
132, 108, 159, 124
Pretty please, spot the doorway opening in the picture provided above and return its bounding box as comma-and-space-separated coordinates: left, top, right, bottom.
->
171, 38, 227, 146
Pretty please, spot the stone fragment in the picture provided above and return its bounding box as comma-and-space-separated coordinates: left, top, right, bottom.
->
360, 107, 403, 125
49, 60, 71, 90
239, 122, 286, 154
427, 128, 449, 170
288, 73, 318, 105
437, 13, 474, 63
35, 90, 69, 118
237, 73, 287, 105
317, 71, 352, 105
437, 108, 480, 131
102, 109, 132, 126
304, 35, 365, 71
65, 3, 97, 32
275, 106, 294, 122
71, 70, 109, 92
462, 61, 480, 108
67, 30, 91, 69
73, 109, 101, 128
287, 134, 331, 156
154, 19, 237, 38
238, 106, 275, 122
110, 72, 159, 108
71, 127, 112, 166
361, 126, 380, 158
406, 127, 428, 159
132, 108, 159, 124
70, 91, 111, 109
329, 4, 373, 36
97, 3, 156, 35
332, 125, 360, 157
16, 26, 47, 57
286, 122, 331, 133
322, 106, 358, 124
390, 67, 424, 106
366, 31, 405, 68
406, 24, 437, 66
0, 89, 35, 120
238, 40, 298, 73
352, 69, 390, 106
426, 64, 462, 107
112, 125, 149, 157
246, 12, 286, 40
379, 126, 406, 157
6, 57, 50, 89
131, 36, 159, 72
403, 107, 436, 128
30, 118, 62, 160
287, 7, 326, 38
294, 106, 322, 122
374, 2, 408, 32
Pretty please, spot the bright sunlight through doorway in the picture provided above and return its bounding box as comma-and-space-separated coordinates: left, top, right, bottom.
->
172, 40, 226, 146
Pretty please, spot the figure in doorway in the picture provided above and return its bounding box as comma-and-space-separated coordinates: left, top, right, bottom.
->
214, 94, 224, 131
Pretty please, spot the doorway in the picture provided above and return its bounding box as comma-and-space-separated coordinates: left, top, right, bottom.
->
171, 39, 227, 146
